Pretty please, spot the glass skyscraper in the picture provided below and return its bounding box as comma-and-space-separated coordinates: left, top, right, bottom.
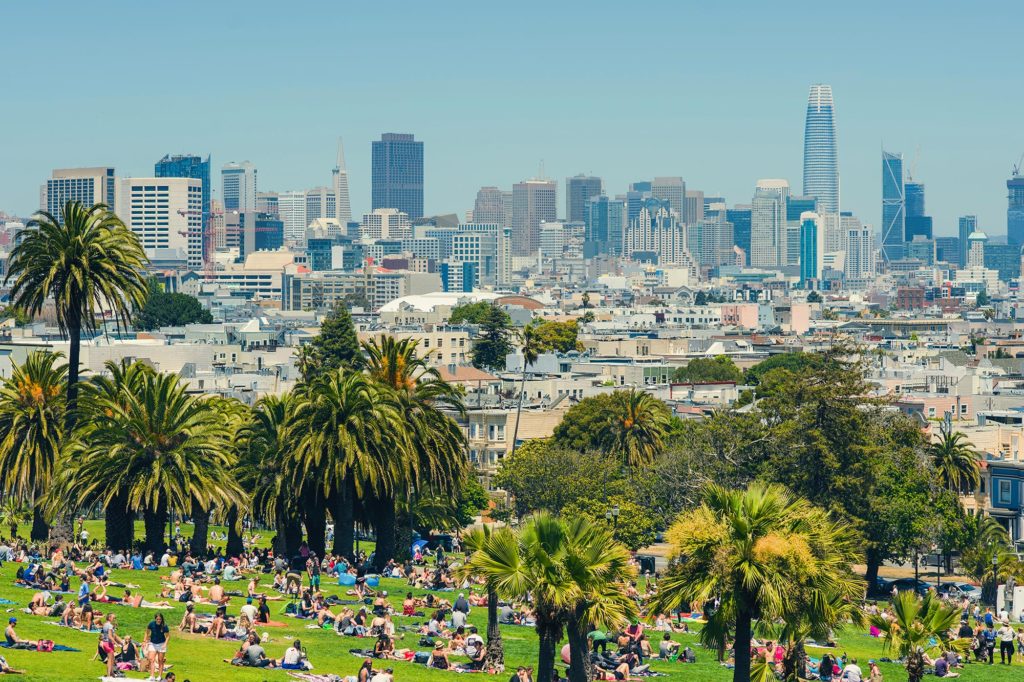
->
881, 150, 905, 262
1007, 174, 1024, 246
958, 215, 977, 267
155, 154, 210, 227
371, 133, 424, 219
802, 84, 838, 214
585, 195, 624, 257
566, 175, 602, 224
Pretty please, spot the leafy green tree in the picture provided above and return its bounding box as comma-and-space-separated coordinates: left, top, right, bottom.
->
449, 301, 505, 325
0, 351, 66, 540
561, 495, 658, 551
806, 290, 822, 303
976, 289, 990, 307
0, 306, 31, 327
743, 351, 824, 387
0, 499, 29, 540
694, 291, 708, 305
870, 592, 964, 682
305, 303, 363, 379
651, 483, 864, 682
552, 393, 618, 451
471, 305, 514, 371
927, 427, 981, 493
5, 201, 149, 424
671, 356, 744, 384
530, 319, 583, 353
133, 279, 212, 330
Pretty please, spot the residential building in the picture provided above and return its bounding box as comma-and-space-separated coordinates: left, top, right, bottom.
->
511, 179, 556, 256
750, 179, 789, 268
281, 267, 440, 310
371, 133, 423, 219
881, 150, 905, 262
802, 84, 839, 214
565, 175, 601, 223
967, 230, 988, 269
42, 167, 116, 219
277, 191, 308, 245
222, 161, 257, 212
116, 177, 203, 266
845, 219, 875, 283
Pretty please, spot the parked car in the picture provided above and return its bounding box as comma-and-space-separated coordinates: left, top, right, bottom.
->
882, 577, 933, 596
936, 581, 982, 602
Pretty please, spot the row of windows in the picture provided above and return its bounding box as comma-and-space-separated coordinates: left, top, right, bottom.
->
469, 423, 506, 441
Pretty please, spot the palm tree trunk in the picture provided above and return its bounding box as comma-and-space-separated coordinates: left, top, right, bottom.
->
732, 601, 754, 682
66, 318, 82, 426
566, 605, 593, 682
272, 515, 287, 557
331, 477, 355, 559
865, 547, 882, 594
30, 506, 48, 542
372, 493, 397, 573
104, 494, 134, 551
484, 584, 504, 671
226, 507, 244, 556
906, 650, 925, 682
143, 503, 168, 555
536, 620, 560, 682
509, 367, 528, 459
191, 502, 210, 557
302, 487, 327, 558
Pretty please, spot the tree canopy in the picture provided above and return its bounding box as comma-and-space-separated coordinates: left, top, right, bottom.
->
671, 356, 744, 384
470, 305, 514, 371
450, 301, 507, 326
133, 279, 212, 330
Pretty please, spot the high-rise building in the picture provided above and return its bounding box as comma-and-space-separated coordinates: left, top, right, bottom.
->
222, 161, 257, 212
116, 177, 203, 267
584, 195, 625, 258
511, 179, 556, 256
802, 85, 839, 214
750, 180, 790, 268
967, 230, 988, 269
333, 139, 352, 224
881, 151, 905, 262
565, 175, 602, 224
305, 186, 335, 222
726, 206, 752, 263
277, 191, 308, 245
473, 187, 505, 224
651, 177, 685, 221
904, 182, 925, 218
371, 133, 423, 219
984, 243, 1021, 280
799, 212, 822, 285
361, 208, 412, 241
690, 203, 734, 268
256, 192, 279, 216
958, 215, 977, 267
935, 237, 961, 267
41, 167, 116, 219
155, 154, 210, 228
1008, 172, 1024, 246
238, 211, 284, 259
845, 218, 875, 285
625, 198, 692, 268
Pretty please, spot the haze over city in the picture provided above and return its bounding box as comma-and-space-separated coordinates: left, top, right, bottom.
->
2, 0, 1023, 233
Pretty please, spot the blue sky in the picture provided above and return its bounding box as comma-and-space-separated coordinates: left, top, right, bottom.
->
1, 0, 1021, 236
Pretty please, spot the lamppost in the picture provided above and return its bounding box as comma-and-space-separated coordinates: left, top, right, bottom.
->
992, 550, 999, 606
611, 504, 620, 531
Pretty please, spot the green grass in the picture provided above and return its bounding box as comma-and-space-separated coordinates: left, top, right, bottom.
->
0, 559, 1019, 681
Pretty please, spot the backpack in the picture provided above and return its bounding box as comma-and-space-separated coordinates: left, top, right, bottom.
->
37, 640, 54, 652
414, 651, 431, 664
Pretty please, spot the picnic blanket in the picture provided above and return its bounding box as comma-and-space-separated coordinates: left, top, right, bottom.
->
0, 642, 79, 652
44, 621, 101, 633
287, 674, 343, 682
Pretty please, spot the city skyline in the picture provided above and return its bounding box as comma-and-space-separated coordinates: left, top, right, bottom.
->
2, 1, 1023, 235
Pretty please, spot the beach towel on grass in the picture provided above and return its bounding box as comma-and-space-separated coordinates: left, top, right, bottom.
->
0, 642, 79, 652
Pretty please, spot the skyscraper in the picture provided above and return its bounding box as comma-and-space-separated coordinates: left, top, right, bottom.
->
802, 84, 839, 214
624, 197, 692, 269
585, 195, 625, 257
904, 181, 925, 218
333, 139, 352, 224
305, 186, 335, 221
799, 212, 822, 285
651, 177, 685, 221
277, 191, 308, 245
42, 167, 116, 219
881, 150, 905, 262
222, 161, 257, 212
726, 206, 752, 263
958, 215, 977, 267
155, 154, 210, 228
565, 175, 602, 223
511, 179, 557, 256
750, 179, 790, 268
371, 133, 424, 219
845, 217, 875, 286
1008, 172, 1024, 246
684, 190, 705, 225
473, 187, 505, 224
116, 177, 203, 267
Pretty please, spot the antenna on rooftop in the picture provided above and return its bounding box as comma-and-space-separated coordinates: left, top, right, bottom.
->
538, 159, 545, 180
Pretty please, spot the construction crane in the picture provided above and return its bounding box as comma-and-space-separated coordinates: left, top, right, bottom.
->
1013, 152, 1024, 177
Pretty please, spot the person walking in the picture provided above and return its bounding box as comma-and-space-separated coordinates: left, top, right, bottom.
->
998, 621, 1015, 665
100, 613, 123, 678
143, 612, 170, 682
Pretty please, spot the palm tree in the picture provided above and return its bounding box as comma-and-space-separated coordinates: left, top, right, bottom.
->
195, 396, 249, 557
0, 499, 30, 541
602, 388, 670, 469
289, 370, 407, 559
53, 370, 245, 553
927, 427, 981, 494
509, 323, 543, 460
649, 483, 864, 682
4, 202, 148, 421
453, 525, 507, 671
464, 513, 636, 682
870, 591, 964, 682
363, 336, 466, 570
0, 351, 67, 540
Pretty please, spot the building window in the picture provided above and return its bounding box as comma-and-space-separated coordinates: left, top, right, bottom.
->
928, 407, 936, 417
998, 480, 1012, 505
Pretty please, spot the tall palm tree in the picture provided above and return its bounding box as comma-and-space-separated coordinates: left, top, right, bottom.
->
927, 427, 981, 493
0, 351, 67, 540
363, 336, 466, 570
870, 591, 965, 682
289, 370, 407, 559
5, 202, 148, 421
509, 323, 542, 460
602, 388, 670, 469
465, 513, 636, 682
52, 370, 245, 553
453, 525, 507, 671
649, 483, 864, 682
195, 396, 249, 557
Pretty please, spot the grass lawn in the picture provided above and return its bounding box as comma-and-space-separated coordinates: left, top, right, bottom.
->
0, 551, 1020, 680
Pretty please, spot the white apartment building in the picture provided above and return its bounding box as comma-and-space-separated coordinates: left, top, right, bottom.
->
750, 179, 789, 269
116, 177, 203, 267
360, 208, 412, 241
41, 167, 117, 217
221, 161, 257, 212
277, 191, 308, 246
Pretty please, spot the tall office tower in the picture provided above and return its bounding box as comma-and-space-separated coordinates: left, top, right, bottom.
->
116, 177, 203, 267
473, 186, 505, 223
624, 198, 692, 267
305, 186, 336, 221
798, 212, 823, 285
238, 212, 285, 259
845, 220, 875, 283
684, 190, 705, 225
539, 221, 566, 259
332, 139, 352, 224
501, 191, 513, 231
967, 230, 988, 269
360, 208, 412, 241
566, 175, 602, 223
511, 179, 557, 256
256, 192, 279, 215
155, 155, 210, 229
881, 150, 905, 262
625, 189, 650, 226
750, 180, 790, 268
371, 133, 424, 218
1008, 172, 1024, 245
630, 181, 652, 193
690, 203, 734, 268
802, 85, 839, 214
726, 205, 752, 263
786, 195, 817, 266
585, 195, 625, 257
42, 167, 117, 219
935, 237, 961, 266
277, 191, 308, 245
651, 177, 685, 220
222, 161, 257, 212
835, 212, 860, 254
904, 182, 925, 218
958, 215, 977, 267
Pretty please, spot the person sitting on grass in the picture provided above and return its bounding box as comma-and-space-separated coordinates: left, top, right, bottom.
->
374, 633, 395, 659
206, 607, 228, 639
281, 639, 312, 670
428, 641, 451, 670
179, 602, 208, 634
0, 654, 24, 675
4, 618, 35, 649
658, 633, 680, 659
